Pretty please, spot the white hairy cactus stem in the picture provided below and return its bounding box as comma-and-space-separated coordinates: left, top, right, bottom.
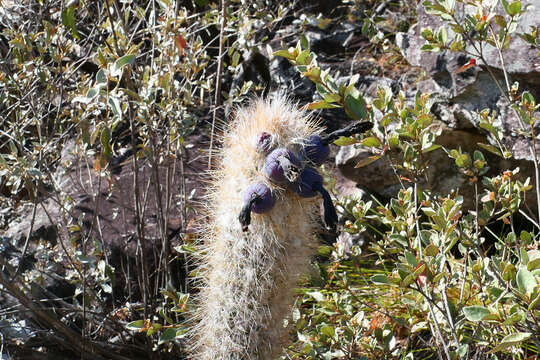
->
191, 96, 323, 360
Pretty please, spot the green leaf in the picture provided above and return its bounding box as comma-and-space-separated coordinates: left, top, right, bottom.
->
478, 143, 503, 157
126, 320, 145, 330
520, 231, 532, 243
501, 0, 511, 15
231, 51, 240, 67
528, 251, 540, 271
502, 263, 516, 281
438, 27, 447, 44
421, 44, 440, 52
529, 292, 540, 310
423, 144, 441, 153
479, 121, 497, 135
158, 327, 178, 344
354, 155, 382, 168
108, 97, 122, 118
349, 74, 360, 87
307, 291, 325, 302
296, 50, 312, 65
473, 150, 485, 161
522, 90, 536, 106
101, 127, 112, 154
333, 136, 358, 146
273, 49, 295, 60
174, 244, 197, 254
176, 327, 189, 339
491, 332, 531, 353
61, 5, 79, 40
86, 87, 99, 100
96, 69, 107, 84
110, 54, 136, 77
457, 344, 469, 359
344, 93, 368, 120
405, 251, 418, 267
305, 100, 341, 110
501, 312, 524, 326
507, 1, 522, 16
371, 274, 389, 284
320, 324, 335, 338
361, 136, 381, 148
27, 168, 42, 178
115, 54, 136, 69
425, 244, 439, 256
516, 267, 536, 296
463, 305, 490, 321
300, 34, 310, 50
401, 273, 415, 287
322, 93, 341, 103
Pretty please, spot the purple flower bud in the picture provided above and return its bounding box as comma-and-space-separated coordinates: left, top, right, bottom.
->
264, 148, 301, 183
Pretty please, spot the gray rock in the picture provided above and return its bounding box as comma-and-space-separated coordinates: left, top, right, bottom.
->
395, 1, 540, 161
2, 200, 60, 248
397, 3, 540, 83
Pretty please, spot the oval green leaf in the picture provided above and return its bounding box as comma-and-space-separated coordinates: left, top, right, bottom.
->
354, 154, 382, 168
463, 305, 490, 321
516, 267, 536, 296
333, 136, 358, 146
115, 54, 136, 69
361, 136, 381, 148
371, 274, 389, 284
490, 332, 531, 353
126, 320, 145, 330
158, 327, 178, 345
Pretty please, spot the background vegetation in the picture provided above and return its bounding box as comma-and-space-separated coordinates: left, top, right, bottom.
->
0, 0, 538, 359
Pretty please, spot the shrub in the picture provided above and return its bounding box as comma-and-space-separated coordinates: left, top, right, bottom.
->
276, 0, 539, 358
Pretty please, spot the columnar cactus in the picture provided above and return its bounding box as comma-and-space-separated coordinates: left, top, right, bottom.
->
191, 96, 371, 359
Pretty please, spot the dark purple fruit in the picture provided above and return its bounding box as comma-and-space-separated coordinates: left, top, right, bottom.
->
304, 134, 330, 166
256, 132, 275, 154
243, 182, 275, 214
290, 167, 322, 198
264, 147, 301, 183
291, 167, 338, 231
239, 182, 276, 231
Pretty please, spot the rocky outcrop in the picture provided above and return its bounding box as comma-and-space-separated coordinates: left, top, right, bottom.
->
395, 2, 540, 160
337, 1, 540, 210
